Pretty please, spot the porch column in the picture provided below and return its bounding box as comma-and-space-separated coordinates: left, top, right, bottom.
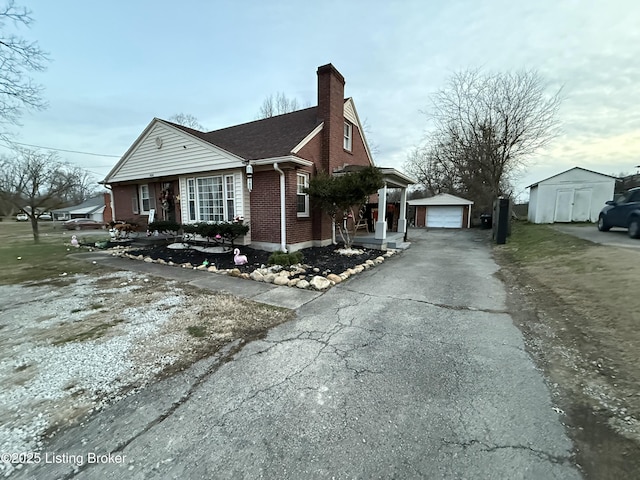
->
397, 187, 407, 234
375, 184, 387, 240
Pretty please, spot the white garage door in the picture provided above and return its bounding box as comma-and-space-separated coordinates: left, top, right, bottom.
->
426, 206, 463, 228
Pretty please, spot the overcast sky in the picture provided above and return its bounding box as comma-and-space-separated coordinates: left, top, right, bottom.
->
1, 0, 638, 201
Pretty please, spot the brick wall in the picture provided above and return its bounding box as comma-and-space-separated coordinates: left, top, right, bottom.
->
250, 171, 282, 244
102, 192, 113, 224
285, 169, 313, 244
111, 182, 160, 228
415, 206, 426, 227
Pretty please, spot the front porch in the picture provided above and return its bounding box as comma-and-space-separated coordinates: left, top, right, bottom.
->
352, 230, 409, 250
351, 167, 416, 251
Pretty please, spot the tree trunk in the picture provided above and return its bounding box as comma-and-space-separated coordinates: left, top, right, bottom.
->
30, 217, 40, 242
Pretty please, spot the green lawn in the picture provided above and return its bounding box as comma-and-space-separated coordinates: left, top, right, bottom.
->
0, 221, 111, 285
498, 221, 593, 263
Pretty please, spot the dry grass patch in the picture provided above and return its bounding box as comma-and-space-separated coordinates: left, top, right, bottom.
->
495, 221, 640, 477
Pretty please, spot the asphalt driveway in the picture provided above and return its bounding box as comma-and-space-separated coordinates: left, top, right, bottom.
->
554, 223, 640, 249
14, 229, 581, 479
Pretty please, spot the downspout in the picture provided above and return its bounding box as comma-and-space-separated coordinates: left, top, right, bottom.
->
273, 163, 287, 252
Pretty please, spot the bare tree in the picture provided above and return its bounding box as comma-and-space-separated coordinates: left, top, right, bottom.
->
361, 118, 380, 159
168, 113, 204, 130
0, 148, 97, 241
0, 1, 49, 128
406, 69, 562, 212
257, 92, 300, 118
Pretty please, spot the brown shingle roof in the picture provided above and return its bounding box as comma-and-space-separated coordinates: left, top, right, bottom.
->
167, 107, 321, 160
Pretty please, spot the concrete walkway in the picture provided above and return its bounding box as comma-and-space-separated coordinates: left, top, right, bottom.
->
71, 252, 324, 310
17, 229, 581, 479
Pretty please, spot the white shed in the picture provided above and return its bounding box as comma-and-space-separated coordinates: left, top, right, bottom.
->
527, 167, 616, 223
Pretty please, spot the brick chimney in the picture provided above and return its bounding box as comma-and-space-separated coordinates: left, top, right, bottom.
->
317, 63, 345, 173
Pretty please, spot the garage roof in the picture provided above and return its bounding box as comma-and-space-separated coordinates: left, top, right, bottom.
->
408, 193, 474, 206
527, 166, 617, 188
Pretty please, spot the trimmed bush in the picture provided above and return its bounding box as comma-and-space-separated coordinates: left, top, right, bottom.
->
181, 221, 250, 246
148, 220, 181, 233
268, 250, 304, 266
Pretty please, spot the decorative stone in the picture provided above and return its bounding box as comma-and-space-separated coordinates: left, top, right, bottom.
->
339, 271, 350, 280
288, 278, 300, 287
229, 268, 241, 277
348, 268, 357, 276
182, 262, 193, 269
157, 259, 166, 265
327, 273, 342, 284
263, 273, 276, 284
207, 265, 217, 272
296, 280, 310, 289
196, 265, 207, 270
313, 267, 320, 273
168, 261, 175, 266
240, 273, 251, 280
250, 270, 265, 282
374, 256, 385, 264
273, 276, 289, 286
354, 265, 364, 273
143, 256, 154, 263
365, 259, 375, 267
361, 263, 370, 270
310, 276, 331, 290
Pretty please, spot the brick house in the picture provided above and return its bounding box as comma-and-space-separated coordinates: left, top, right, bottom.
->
102, 64, 413, 251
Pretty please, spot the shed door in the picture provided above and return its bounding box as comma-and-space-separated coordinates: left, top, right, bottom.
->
426, 206, 463, 228
554, 190, 573, 222
572, 188, 592, 222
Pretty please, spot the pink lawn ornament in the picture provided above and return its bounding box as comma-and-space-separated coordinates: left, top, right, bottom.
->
233, 248, 248, 266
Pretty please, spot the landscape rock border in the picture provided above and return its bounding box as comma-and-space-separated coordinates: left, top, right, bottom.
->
112, 248, 397, 290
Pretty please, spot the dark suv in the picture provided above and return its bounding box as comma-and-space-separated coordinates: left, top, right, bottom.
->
598, 187, 640, 238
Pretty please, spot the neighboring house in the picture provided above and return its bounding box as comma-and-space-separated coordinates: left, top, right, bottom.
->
408, 194, 474, 229
102, 64, 412, 251
527, 167, 617, 223
52, 194, 113, 223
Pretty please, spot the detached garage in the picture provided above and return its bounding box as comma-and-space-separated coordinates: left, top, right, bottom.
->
527, 167, 616, 224
409, 193, 474, 229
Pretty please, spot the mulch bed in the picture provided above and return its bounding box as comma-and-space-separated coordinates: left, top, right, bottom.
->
127, 243, 386, 277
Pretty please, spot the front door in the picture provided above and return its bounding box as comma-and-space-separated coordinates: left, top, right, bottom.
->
159, 182, 177, 222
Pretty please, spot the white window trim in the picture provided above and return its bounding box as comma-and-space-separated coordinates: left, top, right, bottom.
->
297, 172, 310, 218
185, 174, 236, 223
343, 122, 352, 151
139, 184, 151, 214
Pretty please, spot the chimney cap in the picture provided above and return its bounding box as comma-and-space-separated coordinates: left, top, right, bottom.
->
317, 63, 345, 85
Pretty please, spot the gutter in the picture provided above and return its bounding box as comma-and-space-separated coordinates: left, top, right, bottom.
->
273, 163, 287, 252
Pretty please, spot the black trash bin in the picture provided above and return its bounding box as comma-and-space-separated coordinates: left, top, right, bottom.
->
480, 214, 492, 229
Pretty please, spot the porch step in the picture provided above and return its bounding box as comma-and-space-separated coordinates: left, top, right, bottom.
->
388, 241, 411, 250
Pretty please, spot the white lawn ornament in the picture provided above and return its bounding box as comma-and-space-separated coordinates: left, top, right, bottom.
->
233, 248, 248, 266
71, 235, 79, 248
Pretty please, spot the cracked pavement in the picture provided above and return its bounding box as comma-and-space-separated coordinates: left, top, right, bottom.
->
13, 229, 581, 479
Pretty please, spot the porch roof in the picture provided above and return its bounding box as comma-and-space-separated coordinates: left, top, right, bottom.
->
379, 168, 417, 188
